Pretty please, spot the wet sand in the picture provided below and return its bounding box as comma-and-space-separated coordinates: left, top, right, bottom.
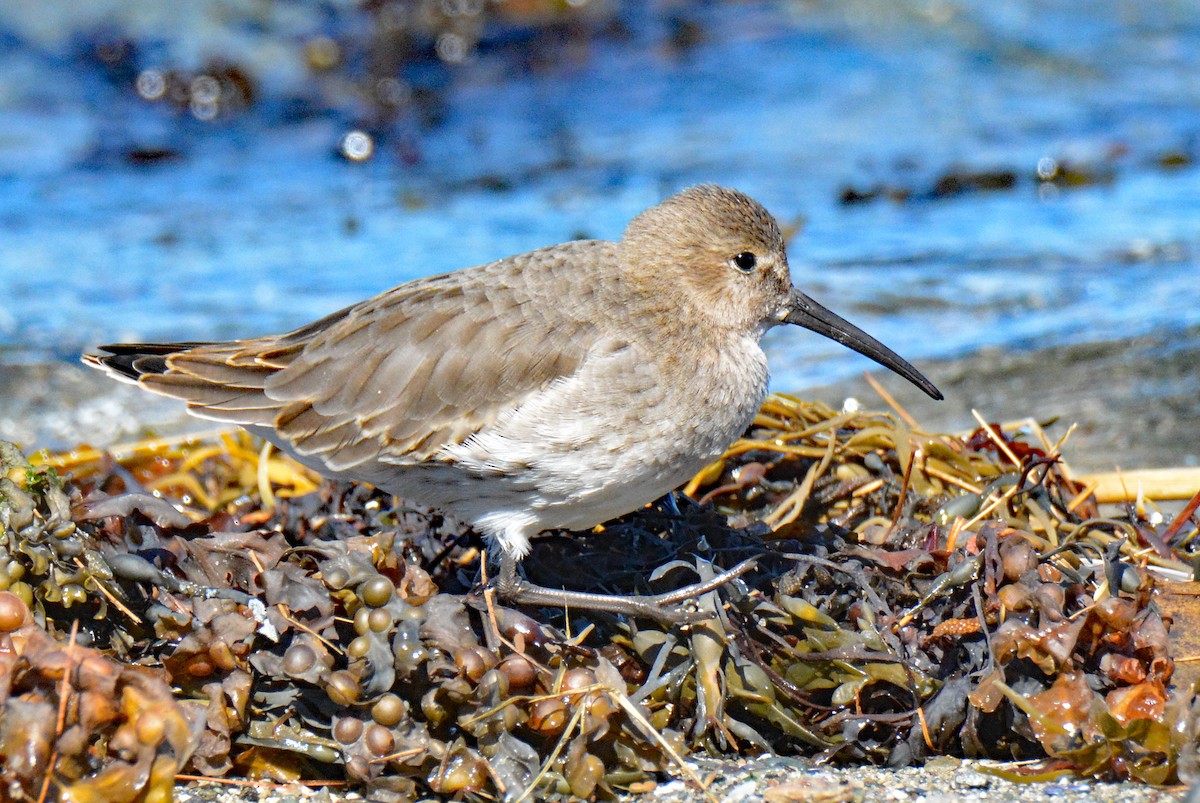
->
813, 325, 1200, 474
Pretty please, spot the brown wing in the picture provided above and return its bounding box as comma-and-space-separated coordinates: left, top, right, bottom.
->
85, 243, 612, 472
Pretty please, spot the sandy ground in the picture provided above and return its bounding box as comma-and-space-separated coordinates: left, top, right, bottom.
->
168, 757, 1189, 802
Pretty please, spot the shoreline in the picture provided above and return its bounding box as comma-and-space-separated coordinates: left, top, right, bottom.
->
811, 325, 1200, 475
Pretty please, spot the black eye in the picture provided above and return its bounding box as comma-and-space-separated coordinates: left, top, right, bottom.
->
731, 252, 758, 272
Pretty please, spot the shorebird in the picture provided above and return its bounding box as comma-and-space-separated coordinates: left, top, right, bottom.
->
85, 185, 941, 623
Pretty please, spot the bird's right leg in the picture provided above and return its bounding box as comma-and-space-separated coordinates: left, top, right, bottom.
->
490, 548, 755, 626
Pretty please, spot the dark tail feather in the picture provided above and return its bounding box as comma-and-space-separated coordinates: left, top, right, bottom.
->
82, 342, 215, 382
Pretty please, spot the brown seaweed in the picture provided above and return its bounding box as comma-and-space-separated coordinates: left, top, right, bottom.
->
1, 393, 1197, 799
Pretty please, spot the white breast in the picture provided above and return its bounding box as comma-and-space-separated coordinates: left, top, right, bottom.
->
433, 334, 769, 557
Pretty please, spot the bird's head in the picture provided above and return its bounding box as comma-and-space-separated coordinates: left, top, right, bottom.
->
621, 184, 942, 401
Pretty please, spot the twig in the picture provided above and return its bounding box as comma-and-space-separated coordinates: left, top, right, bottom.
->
1161, 486, 1200, 545
916, 706, 935, 750
368, 746, 426, 765
608, 690, 719, 803
922, 462, 983, 494
74, 557, 142, 625
970, 409, 1022, 467
864, 372, 919, 430
257, 440, 277, 511
38, 619, 79, 803
175, 775, 349, 788
884, 448, 920, 538
1066, 480, 1099, 514
513, 694, 586, 803
276, 603, 343, 655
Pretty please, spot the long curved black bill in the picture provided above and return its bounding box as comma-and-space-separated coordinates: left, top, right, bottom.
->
785, 290, 943, 401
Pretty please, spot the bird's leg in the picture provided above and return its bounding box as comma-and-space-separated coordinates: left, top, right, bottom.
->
496, 549, 522, 596
491, 550, 756, 626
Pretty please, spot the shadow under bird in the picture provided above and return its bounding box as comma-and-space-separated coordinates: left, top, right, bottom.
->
85, 185, 942, 623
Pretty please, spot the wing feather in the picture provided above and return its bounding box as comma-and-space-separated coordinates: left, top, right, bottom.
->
85, 243, 618, 475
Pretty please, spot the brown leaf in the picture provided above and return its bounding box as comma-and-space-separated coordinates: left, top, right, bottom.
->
1106, 678, 1167, 727
1028, 672, 1100, 754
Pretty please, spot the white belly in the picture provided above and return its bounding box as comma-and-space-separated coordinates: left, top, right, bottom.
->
410, 335, 770, 557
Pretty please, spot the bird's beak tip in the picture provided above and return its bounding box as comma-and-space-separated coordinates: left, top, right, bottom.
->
784, 291, 943, 402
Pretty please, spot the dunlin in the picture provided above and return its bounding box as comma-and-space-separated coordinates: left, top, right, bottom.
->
85, 185, 941, 622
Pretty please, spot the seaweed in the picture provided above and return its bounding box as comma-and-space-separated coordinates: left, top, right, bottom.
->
1, 393, 1197, 800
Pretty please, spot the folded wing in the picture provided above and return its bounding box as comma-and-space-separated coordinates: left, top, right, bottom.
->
84, 248, 607, 473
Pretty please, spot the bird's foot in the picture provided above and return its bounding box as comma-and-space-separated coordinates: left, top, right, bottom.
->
488, 558, 757, 626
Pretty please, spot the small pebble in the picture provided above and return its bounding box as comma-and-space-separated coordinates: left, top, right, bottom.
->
958, 771, 991, 788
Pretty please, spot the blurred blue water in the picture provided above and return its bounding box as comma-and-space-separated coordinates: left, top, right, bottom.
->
0, 0, 1198, 392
